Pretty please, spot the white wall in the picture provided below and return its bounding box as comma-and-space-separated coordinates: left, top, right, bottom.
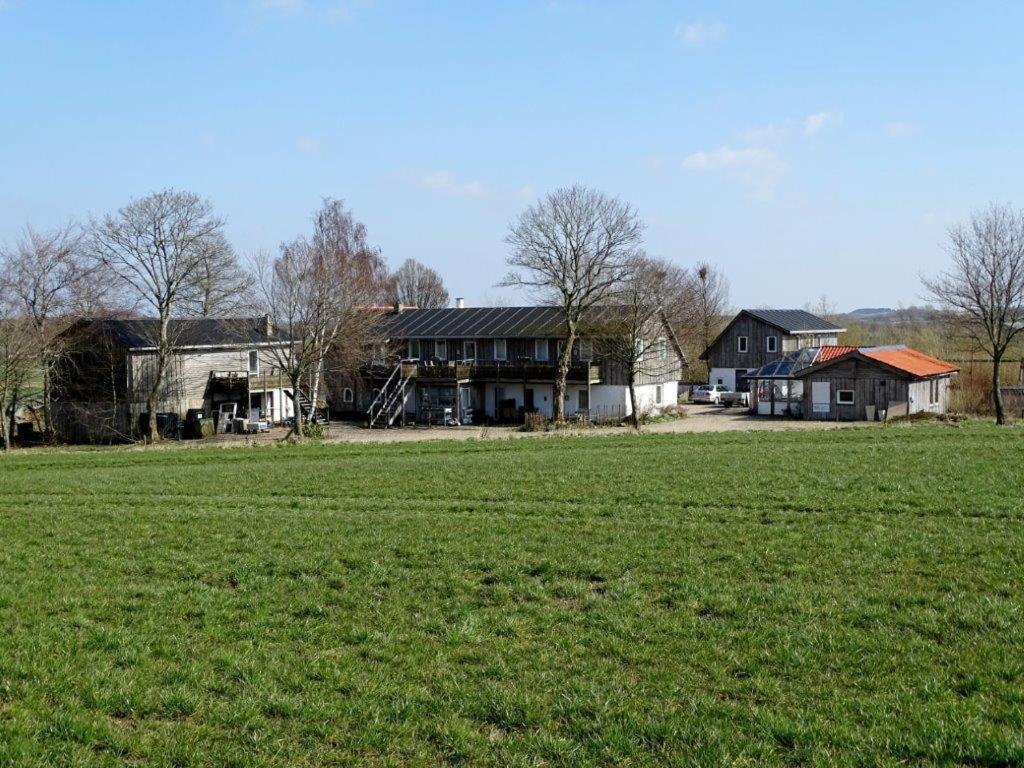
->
591, 381, 677, 418
709, 367, 736, 389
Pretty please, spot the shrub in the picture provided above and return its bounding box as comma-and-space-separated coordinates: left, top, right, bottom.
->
521, 412, 548, 432
199, 420, 216, 439
302, 422, 325, 439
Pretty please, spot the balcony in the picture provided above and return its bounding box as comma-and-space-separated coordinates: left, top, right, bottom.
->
209, 369, 291, 389
367, 360, 601, 384
468, 361, 600, 383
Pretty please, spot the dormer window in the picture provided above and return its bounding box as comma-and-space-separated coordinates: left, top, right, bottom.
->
737, 336, 748, 354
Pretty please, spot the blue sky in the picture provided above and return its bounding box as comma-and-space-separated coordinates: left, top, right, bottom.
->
2, 1, 1023, 311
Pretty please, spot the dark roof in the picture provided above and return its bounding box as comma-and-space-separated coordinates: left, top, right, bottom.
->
741, 308, 845, 333
699, 308, 846, 360
86, 317, 287, 349
381, 306, 571, 339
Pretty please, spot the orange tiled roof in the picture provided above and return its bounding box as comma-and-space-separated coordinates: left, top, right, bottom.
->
861, 346, 959, 377
815, 345, 859, 363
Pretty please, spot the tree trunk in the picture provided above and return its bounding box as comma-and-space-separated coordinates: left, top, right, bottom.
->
144, 352, 168, 443
628, 369, 640, 430
289, 373, 304, 440
6, 385, 19, 449
42, 357, 53, 439
993, 353, 1006, 425
553, 336, 573, 423
1, 404, 9, 451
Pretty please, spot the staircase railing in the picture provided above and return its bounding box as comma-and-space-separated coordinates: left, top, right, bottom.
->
368, 361, 410, 428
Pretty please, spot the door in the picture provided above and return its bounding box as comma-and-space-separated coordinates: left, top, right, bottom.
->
876, 380, 889, 410
525, 388, 535, 411
735, 369, 751, 392
811, 381, 831, 415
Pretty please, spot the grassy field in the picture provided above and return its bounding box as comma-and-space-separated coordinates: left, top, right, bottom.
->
0, 424, 1022, 766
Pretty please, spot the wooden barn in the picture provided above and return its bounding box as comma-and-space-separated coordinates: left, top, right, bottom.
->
748, 345, 959, 420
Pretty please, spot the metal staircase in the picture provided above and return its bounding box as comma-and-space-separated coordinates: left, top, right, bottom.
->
367, 362, 411, 428
286, 388, 325, 424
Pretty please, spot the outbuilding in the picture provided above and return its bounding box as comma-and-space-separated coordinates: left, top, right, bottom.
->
748, 345, 959, 420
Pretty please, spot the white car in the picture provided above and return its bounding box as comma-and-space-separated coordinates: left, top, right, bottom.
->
692, 384, 730, 404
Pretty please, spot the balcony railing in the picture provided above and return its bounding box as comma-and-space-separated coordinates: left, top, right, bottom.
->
369, 360, 601, 383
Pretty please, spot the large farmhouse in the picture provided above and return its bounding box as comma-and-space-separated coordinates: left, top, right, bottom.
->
53, 317, 299, 441
700, 309, 846, 391
344, 305, 686, 426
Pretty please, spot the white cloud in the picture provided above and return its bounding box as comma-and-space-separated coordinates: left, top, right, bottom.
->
682, 145, 785, 198
675, 20, 726, 47
885, 121, 916, 138
741, 122, 789, 147
418, 171, 488, 198
804, 111, 842, 136
296, 137, 322, 153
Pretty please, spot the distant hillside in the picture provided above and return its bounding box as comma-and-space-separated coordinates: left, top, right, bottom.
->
846, 307, 896, 319
840, 307, 936, 325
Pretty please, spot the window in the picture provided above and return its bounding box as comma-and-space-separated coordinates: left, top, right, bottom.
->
494, 339, 507, 361
463, 340, 476, 360
247, 350, 260, 374
578, 389, 589, 410
655, 384, 663, 404
556, 340, 564, 360
577, 338, 593, 360
657, 338, 668, 360
342, 387, 354, 404
737, 336, 748, 353
408, 340, 421, 360
435, 340, 447, 360
930, 379, 940, 405
837, 389, 855, 405
766, 336, 777, 353
535, 339, 549, 361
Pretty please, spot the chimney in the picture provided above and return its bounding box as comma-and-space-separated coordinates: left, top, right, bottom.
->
262, 313, 274, 337
455, 297, 465, 309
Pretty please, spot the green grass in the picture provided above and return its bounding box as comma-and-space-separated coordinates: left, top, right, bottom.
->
0, 424, 1022, 766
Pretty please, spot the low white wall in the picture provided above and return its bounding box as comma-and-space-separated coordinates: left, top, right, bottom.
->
591, 381, 677, 418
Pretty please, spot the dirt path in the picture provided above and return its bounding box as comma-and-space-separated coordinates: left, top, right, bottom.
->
316, 404, 860, 444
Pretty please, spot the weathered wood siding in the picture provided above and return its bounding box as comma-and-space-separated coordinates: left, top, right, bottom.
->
707, 313, 840, 370
128, 346, 285, 417
707, 316, 794, 370
801, 358, 910, 420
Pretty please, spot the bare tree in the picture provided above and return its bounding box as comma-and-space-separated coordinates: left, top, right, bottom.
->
91, 190, 228, 441
690, 261, 730, 354
180, 232, 252, 317
923, 203, 1024, 424
0, 293, 37, 450
503, 185, 642, 422
0, 222, 107, 436
598, 255, 689, 428
391, 258, 450, 309
256, 198, 388, 439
